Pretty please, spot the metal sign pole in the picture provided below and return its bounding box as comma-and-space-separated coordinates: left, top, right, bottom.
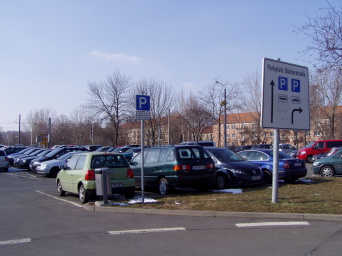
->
141, 120, 145, 204
272, 129, 279, 203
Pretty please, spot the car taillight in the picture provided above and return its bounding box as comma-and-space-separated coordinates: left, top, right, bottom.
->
127, 168, 134, 178
206, 163, 215, 169
173, 165, 191, 171
283, 161, 289, 169
85, 170, 95, 180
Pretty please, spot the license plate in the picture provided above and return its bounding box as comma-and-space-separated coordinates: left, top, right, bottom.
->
111, 183, 122, 188
294, 163, 302, 167
192, 165, 205, 170
252, 176, 261, 180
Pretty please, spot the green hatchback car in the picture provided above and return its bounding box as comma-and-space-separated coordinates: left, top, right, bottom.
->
56, 152, 135, 203
130, 145, 216, 195
312, 148, 342, 177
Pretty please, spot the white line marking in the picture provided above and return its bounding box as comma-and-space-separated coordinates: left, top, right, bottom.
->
0, 238, 31, 246
236, 221, 310, 228
108, 227, 186, 235
35, 190, 83, 208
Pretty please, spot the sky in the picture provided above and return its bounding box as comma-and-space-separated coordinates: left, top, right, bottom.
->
1, 0, 341, 131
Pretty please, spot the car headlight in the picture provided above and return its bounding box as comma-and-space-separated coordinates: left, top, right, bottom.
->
299, 151, 306, 155
312, 162, 319, 166
230, 169, 245, 174
40, 164, 47, 168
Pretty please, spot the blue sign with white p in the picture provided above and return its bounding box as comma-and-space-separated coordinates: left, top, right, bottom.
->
136, 95, 150, 110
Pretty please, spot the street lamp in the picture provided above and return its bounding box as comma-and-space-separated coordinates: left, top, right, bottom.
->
215, 81, 227, 147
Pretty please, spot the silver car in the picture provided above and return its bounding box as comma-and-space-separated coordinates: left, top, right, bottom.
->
36, 151, 84, 177
0, 150, 9, 172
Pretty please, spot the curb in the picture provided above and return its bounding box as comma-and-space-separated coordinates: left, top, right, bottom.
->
83, 204, 342, 222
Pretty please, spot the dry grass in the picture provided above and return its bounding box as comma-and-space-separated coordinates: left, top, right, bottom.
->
119, 177, 342, 215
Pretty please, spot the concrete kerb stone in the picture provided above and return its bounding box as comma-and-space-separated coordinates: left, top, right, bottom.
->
83, 203, 342, 222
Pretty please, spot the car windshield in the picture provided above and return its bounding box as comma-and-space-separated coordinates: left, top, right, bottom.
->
268, 151, 292, 159
91, 154, 129, 168
57, 152, 75, 160
208, 148, 243, 162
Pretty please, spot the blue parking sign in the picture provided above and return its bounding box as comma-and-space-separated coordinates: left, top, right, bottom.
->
136, 95, 150, 110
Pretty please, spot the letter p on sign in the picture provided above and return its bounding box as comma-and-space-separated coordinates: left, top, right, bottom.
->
136, 95, 150, 110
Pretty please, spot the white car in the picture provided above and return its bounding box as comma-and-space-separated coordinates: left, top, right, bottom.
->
36, 151, 83, 177
0, 150, 9, 172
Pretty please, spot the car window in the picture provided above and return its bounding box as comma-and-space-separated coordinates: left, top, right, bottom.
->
66, 155, 80, 170
145, 149, 160, 164
208, 149, 243, 162
177, 147, 210, 160
75, 155, 86, 170
166, 150, 175, 161
314, 142, 324, 149
248, 151, 268, 161
159, 148, 168, 161
91, 155, 129, 168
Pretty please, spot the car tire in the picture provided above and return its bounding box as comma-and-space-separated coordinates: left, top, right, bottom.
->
305, 155, 313, 163
78, 184, 89, 204
263, 170, 272, 184
57, 180, 66, 197
123, 189, 135, 199
215, 174, 229, 190
49, 167, 60, 178
158, 178, 171, 195
320, 166, 335, 177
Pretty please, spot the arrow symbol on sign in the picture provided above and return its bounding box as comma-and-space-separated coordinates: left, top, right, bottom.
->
270, 80, 275, 123
291, 107, 303, 124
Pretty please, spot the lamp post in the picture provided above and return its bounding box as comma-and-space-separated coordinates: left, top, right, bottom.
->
215, 81, 227, 147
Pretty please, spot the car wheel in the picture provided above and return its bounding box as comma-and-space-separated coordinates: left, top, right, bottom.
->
320, 166, 335, 177
49, 167, 60, 178
123, 189, 135, 199
305, 155, 313, 163
158, 178, 171, 195
215, 174, 229, 190
263, 170, 272, 184
57, 180, 66, 196
78, 184, 89, 204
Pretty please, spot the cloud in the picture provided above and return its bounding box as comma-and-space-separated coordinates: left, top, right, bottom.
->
90, 50, 142, 62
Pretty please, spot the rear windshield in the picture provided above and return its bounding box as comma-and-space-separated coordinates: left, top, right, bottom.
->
207, 148, 243, 162
91, 154, 128, 168
176, 147, 211, 160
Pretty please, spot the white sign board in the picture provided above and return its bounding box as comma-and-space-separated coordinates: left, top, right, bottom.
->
261, 58, 310, 130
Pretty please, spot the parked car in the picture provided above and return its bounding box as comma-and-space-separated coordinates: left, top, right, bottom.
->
237, 149, 307, 183
251, 144, 272, 149
30, 147, 85, 171
180, 141, 217, 147
18, 149, 52, 169
8, 148, 42, 165
82, 145, 102, 151
13, 148, 46, 167
3, 145, 26, 155
0, 150, 9, 172
205, 147, 264, 189
234, 145, 252, 152
56, 152, 135, 203
113, 145, 140, 153
312, 147, 341, 162
296, 140, 342, 163
6, 148, 33, 164
130, 145, 216, 195
278, 144, 297, 154
312, 148, 342, 177
36, 151, 85, 177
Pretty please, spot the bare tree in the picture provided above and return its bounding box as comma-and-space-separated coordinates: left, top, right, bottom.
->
25, 108, 55, 146
85, 69, 132, 146
310, 69, 342, 139
134, 79, 175, 145
198, 79, 240, 146
52, 114, 72, 146
297, 3, 342, 72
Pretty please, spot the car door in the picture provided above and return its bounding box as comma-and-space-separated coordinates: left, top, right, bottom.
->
58, 155, 80, 192
70, 155, 87, 193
